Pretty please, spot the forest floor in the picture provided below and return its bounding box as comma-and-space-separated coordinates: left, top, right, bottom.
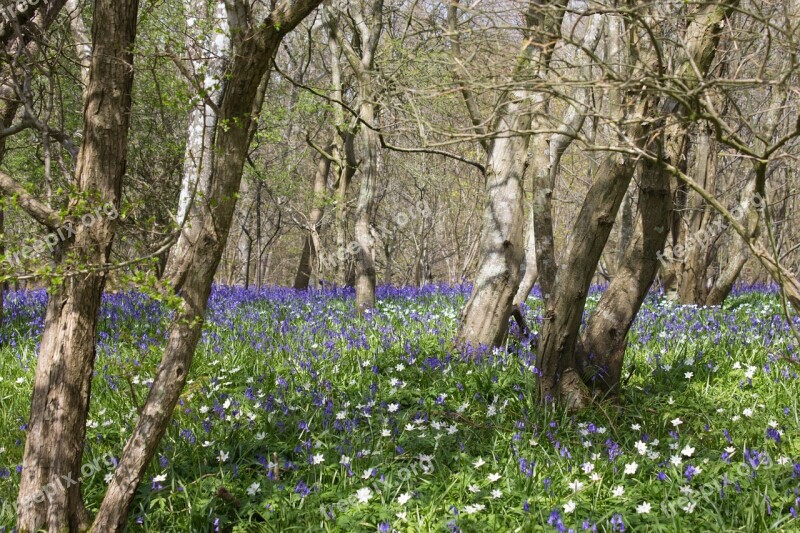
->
0, 285, 798, 532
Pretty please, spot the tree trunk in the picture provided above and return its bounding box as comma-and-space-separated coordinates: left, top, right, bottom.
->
294, 236, 314, 289
294, 153, 331, 289
354, 106, 379, 312
533, 156, 557, 305
705, 176, 761, 304
0, 89, 18, 333
243, 232, 252, 289
17, 1, 139, 530
525, 10, 601, 309
91, 3, 323, 529
162, 0, 230, 285
536, 148, 640, 404
614, 189, 634, 274
569, 0, 738, 401
675, 162, 800, 314
457, 92, 531, 348
514, 195, 539, 308
256, 181, 263, 288
514, 134, 546, 309
331, 132, 356, 285
705, 83, 788, 304
323, 12, 357, 287
531, 18, 650, 401
576, 158, 671, 395
385, 239, 395, 286
660, 0, 739, 302
66, 0, 91, 95
678, 125, 718, 304
326, 0, 384, 310
457, 0, 567, 348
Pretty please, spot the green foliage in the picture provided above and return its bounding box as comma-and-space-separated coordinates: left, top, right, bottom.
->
0, 290, 797, 531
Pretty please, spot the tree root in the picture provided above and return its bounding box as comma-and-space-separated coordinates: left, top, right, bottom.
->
557, 368, 592, 413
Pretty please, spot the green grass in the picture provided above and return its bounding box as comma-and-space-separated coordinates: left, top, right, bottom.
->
0, 287, 798, 532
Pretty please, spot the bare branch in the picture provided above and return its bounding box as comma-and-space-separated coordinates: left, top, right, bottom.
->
0, 170, 62, 230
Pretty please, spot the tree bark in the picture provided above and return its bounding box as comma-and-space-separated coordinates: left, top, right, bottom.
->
705, 173, 761, 304
162, 0, 230, 286
294, 152, 330, 289
576, 158, 671, 395
326, 0, 384, 312
532, 151, 557, 305
677, 125, 718, 303
528, 10, 602, 308
91, 3, 323, 530
513, 209, 538, 308
457, 0, 567, 348
571, 0, 738, 401
324, 19, 357, 287
536, 146, 641, 403
614, 189, 634, 274
16, 1, 139, 530
704, 83, 787, 304
457, 92, 531, 348
354, 114, 379, 311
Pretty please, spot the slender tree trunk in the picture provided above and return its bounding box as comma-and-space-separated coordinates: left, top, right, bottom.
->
516, 132, 548, 309
92, 3, 323, 529
675, 160, 800, 313
457, 0, 567, 348
706, 176, 761, 304
243, 233, 252, 289
354, 105, 379, 312
532, 14, 649, 402
295, 237, 313, 289
326, 0, 384, 310
66, 0, 91, 94
256, 181, 263, 289
533, 159, 557, 305
457, 92, 531, 348
294, 153, 331, 289
533, 8, 649, 406
514, 205, 538, 308
324, 12, 356, 287
17, 1, 139, 530
536, 145, 641, 405
614, 190, 634, 274
162, 0, 230, 285
576, 159, 671, 395
526, 11, 601, 309
705, 84, 788, 304
331, 131, 356, 285
661, 1, 739, 301
678, 125, 718, 303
